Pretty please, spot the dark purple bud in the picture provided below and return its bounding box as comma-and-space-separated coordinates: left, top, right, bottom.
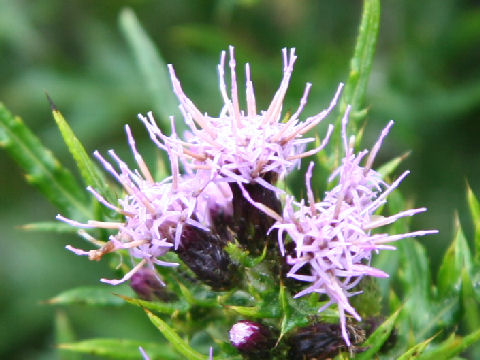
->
177, 224, 237, 290
229, 320, 274, 355
287, 322, 365, 360
229, 173, 282, 255
130, 268, 170, 301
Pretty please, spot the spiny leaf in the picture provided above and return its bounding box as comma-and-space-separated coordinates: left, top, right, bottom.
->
58, 338, 177, 359
145, 309, 209, 360
47, 286, 133, 306
117, 294, 190, 315
356, 307, 401, 360
119, 8, 179, 128
0, 103, 90, 220
49, 99, 117, 205
396, 334, 437, 360
437, 214, 472, 298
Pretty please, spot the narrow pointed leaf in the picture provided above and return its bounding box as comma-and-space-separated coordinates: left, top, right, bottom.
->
47, 286, 133, 306
55, 311, 80, 360
356, 307, 401, 360
377, 151, 410, 179
50, 103, 116, 204
337, 0, 380, 133
418, 329, 480, 360
117, 294, 190, 315
21, 221, 82, 233
466, 184, 480, 264
119, 8, 179, 127
145, 309, 208, 360
0, 103, 90, 219
461, 269, 480, 332
58, 338, 177, 359
397, 334, 437, 360
437, 215, 472, 298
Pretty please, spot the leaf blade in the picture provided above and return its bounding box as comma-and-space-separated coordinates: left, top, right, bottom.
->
145, 309, 207, 360
119, 8, 179, 128
0, 103, 90, 219
50, 102, 116, 205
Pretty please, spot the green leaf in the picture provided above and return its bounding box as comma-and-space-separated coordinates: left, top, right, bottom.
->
49, 101, 117, 205
0, 103, 90, 220
356, 307, 401, 360
437, 215, 472, 298
461, 269, 480, 333
417, 329, 480, 360
377, 151, 410, 179
337, 0, 380, 134
466, 183, 480, 264
58, 338, 177, 359
225, 241, 267, 268
117, 294, 190, 315
397, 334, 437, 360
119, 8, 179, 128
20, 221, 82, 233
55, 311, 80, 360
47, 286, 133, 306
145, 309, 209, 360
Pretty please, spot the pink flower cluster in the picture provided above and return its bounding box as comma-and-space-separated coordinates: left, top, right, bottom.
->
267, 108, 437, 345
57, 46, 436, 345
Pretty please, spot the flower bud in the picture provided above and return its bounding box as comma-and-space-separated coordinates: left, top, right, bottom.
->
129, 268, 170, 301
287, 322, 365, 360
229, 320, 274, 356
229, 177, 282, 255
177, 224, 237, 290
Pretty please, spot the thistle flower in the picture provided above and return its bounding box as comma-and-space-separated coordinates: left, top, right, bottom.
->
242, 107, 437, 345
57, 125, 228, 285
139, 47, 342, 192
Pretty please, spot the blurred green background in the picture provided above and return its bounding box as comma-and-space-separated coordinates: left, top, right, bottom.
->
1, 0, 479, 358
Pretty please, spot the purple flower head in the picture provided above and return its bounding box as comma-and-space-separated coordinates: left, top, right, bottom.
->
256, 107, 438, 346
139, 47, 342, 191
57, 125, 228, 285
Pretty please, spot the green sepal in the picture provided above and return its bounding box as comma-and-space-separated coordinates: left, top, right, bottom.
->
0, 103, 90, 220
145, 309, 211, 360
47, 285, 133, 306
356, 307, 401, 360
49, 100, 117, 207
58, 338, 177, 359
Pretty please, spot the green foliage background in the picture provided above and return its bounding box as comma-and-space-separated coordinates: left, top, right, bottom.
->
1, 0, 480, 359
